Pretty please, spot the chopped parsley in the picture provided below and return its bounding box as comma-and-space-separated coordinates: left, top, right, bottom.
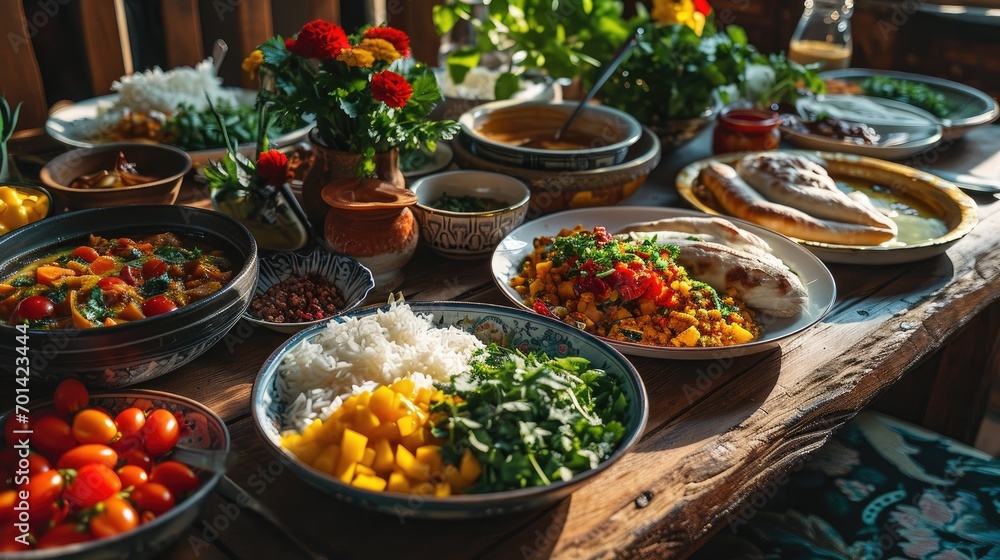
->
10, 276, 34, 287
154, 246, 202, 264
432, 345, 629, 493
81, 289, 112, 323
138, 273, 170, 297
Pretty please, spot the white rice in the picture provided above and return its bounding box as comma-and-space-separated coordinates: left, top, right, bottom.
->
107, 58, 237, 115
277, 303, 485, 432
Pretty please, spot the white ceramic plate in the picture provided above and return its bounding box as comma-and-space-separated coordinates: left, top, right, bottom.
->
675, 151, 979, 265
782, 95, 943, 159
45, 88, 312, 166
491, 206, 837, 359
820, 68, 1000, 140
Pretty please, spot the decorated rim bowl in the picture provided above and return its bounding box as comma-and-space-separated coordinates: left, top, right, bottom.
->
242, 247, 375, 334
39, 142, 192, 213
0, 204, 258, 388
409, 170, 531, 259
0, 389, 230, 558
251, 301, 649, 519
452, 126, 662, 216
458, 100, 643, 171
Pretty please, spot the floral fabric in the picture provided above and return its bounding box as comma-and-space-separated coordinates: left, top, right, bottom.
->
694, 412, 1000, 560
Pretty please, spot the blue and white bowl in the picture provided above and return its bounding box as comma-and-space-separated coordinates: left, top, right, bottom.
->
242, 248, 375, 334
251, 301, 648, 519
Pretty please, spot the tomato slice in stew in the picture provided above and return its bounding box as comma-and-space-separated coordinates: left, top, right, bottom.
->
70, 246, 99, 263
142, 296, 177, 317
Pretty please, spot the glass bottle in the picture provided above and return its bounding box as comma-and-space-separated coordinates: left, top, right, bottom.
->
788, 0, 854, 71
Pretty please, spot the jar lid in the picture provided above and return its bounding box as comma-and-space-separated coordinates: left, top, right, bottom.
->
321, 178, 417, 210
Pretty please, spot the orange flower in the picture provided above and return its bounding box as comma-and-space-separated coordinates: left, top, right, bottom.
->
337, 47, 375, 68
242, 50, 264, 78
363, 26, 410, 57
357, 38, 400, 63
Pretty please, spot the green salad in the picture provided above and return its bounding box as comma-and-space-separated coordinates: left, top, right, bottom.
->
862, 76, 952, 118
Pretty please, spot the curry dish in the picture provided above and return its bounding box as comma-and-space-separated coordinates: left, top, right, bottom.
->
511, 226, 761, 347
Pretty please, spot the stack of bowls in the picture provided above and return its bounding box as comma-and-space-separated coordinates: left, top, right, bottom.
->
454, 100, 661, 215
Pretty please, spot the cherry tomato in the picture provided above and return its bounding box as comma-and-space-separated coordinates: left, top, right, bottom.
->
37, 522, 93, 549
10, 295, 55, 323
26, 452, 52, 475
90, 496, 139, 539
150, 461, 199, 494
141, 295, 177, 318
97, 276, 128, 290
70, 246, 100, 263
65, 464, 121, 508
129, 482, 174, 514
33, 417, 77, 460
120, 449, 152, 472
114, 407, 146, 437
116, 464, 149, 489
142, 409, 179, 457
119, 265, 139, 286
22, 469, 63, 514
71, 409, 118, 445
57, 444, 118, 470
142, 258, 167, 279
54, 378, 90, 415
0, 525, 31, 552
0, 489, 16, 523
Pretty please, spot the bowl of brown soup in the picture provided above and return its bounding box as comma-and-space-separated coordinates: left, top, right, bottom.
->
458, 100, 642, 171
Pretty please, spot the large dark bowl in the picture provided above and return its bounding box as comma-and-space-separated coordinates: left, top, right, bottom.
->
1, 389, 230, 559
0, 204, 258, 387
39, 142, 192, 213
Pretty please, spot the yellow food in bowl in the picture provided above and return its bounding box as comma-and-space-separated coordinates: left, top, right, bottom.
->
0, 185, 49, 234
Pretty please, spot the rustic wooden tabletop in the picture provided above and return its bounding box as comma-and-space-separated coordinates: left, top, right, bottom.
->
139, 125, 1000, 560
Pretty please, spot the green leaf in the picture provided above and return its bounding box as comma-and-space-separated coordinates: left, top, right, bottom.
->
81, 289, 111, 323
138, 274, 170, 298
494, 72, 521, 100
445, 46, 482, 87
432, 4, 461, 35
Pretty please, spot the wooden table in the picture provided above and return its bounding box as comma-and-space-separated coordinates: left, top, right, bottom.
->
137, 126, 1000, 559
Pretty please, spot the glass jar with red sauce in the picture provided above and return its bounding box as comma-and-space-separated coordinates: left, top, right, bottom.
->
711, 107, 781, 155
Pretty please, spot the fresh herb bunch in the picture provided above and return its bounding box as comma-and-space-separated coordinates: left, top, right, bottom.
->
246, 20, 458, 178
432, 345, 629, 493
862, 76, 951, 118
432, 0, 635, 93
164, 101, 288, 152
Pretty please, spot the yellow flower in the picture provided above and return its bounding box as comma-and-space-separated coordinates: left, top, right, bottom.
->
652, 0, 706, 35
357, 38, 401, 63
241, 50, 264, 77
337, 47, 375, 68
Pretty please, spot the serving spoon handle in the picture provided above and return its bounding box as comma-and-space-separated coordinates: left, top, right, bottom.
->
554, 28, 641, 141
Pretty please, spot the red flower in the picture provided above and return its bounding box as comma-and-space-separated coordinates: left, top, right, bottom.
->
693, 0, 712, 15
256, 149, 290, 186
285, 20, 349, 59
363, 26, 410, 57
370, 71, 413, 109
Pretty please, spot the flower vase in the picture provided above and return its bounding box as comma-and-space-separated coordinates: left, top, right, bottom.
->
301, 129, 405, 234
211, 184, 311, 252
321, 178, 418, 295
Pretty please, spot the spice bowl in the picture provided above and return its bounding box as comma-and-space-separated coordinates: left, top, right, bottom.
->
243, 247, 375, 334
409, 170, 531, 259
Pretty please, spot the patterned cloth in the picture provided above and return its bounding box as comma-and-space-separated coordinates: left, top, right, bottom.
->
693, 412, 1000, 560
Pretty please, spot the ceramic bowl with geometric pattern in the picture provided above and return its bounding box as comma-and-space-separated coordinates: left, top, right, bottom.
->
409, 170, 530, 260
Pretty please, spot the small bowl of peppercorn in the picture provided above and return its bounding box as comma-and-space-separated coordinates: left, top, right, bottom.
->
409, 170, 531, 260
244, 248, 375, 333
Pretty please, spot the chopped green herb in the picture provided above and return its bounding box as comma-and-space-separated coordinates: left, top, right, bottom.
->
154, 246, 201, 264
9, 276, 34, 287
81, 289, 111, 323
138, 273, 170, 297
47, 284, 68, 304
432, 345, 628, 493
862, 76, 951, 118
431, 194, 507, 213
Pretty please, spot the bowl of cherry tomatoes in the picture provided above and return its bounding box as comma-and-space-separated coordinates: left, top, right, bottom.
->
0, 380, 230, 557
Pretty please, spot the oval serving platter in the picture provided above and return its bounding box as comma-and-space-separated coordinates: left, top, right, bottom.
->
675, 150, 979, 265
491, 206, 836, 360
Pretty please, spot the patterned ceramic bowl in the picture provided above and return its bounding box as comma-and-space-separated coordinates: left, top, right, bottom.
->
251, 301, 648, 519
242, 248, 375, 334
0, 389, 230, 558
0, 204, 258, 388
409, 170, 531, 259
